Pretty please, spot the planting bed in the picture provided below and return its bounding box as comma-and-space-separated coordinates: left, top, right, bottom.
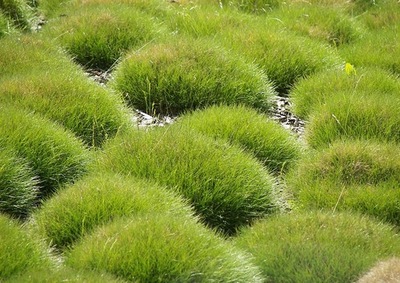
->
1, 0, 399, 282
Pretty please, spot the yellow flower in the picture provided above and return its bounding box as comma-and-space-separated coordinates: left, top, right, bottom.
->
344, 62, 356, 76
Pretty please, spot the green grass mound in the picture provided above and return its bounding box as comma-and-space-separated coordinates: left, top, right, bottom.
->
234, 211, 400, 283
268, 4, 364, 46
111, 37, 275, 115
0, 106, 89, 199
357, 257, 400, 283
286, 140, 400, 225
44, 4, 164, 70
305, 95, 400, 148
97, 127, 278, 235
0, 72, 131, 147
356, 0, 400, 29
203, 0, 281, 14
0, 214, 51, 280
221, 24, 342, 94
66, 214, 264, 282
0, 0, 34, 31
8, 267, 127, 283
0, 148, 38, 219
339, 26, 400, 75
30, 173, 194, 250
177, 105, 301, 173
291, 67, 400, 119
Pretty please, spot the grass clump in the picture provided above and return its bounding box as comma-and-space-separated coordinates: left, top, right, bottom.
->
0, 214, 51, 280
66, 214, 264, 282
234, 211, 400, 283
0, 11, 17, 37
291, 67, 400, 119
0, 148, 38, 219
0, 71, 131, 147
286, 140, 400, 225
177, 105, 301, 173
357, 257, 400, 283
30, 173, 194, 250
221, 24, 342, 94
0, 0, 34, 30
111, 37, 274, 115
0, 106, 89, 199
45, 4, 164, 70
305, 95, 400, 148
97, 126, 278, 235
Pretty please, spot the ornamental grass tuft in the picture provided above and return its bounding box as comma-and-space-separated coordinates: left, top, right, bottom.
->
66, 214, 265, 282
30, 173, 194, 250
96, 126, 278, 235
0, 106, 89, 199
0, 148, 38, 219
234, 211, 400, 283
176, 105, 301, 173
286, 140, 400, 226
0, 0, 34, 31
111, 37, 275, 115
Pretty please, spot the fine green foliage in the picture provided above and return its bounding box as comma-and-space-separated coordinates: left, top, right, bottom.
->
177, 105, 301, 173
45, 4, 164, 70
305, 95, 400, 148
7, 267, 128, 283
0, 0, 33, 30
0, 11, 16, 37
268, 4, 364, 46
215, 0, 281, 13
0, 148, 38, 219
111, 37, 275, 115
0, 106, 90, 199
0, 214, 51, 280
291, 67, 400, 119
66, 215, 264, 282
339, 26, 400, 75
356, 0, 400, 29
234, 211, 400, 283
0, 72, 131, 147
221, 23, 343, 94
286, 140, 400, 225
30, 173, 194, 250
97, 127, 278, 235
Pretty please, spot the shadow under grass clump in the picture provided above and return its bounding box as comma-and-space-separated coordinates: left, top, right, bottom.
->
0, 148, 38, 219
44, 4, 164, 70
291, 67, 400, 119
0, 0, 34, 31
220, 23, 342, 94
96, 126, 278, 235
234, 211, 400, 283
286, 140, 400, 226
111, 37, 275, 116
30, 173, 194, 250
8, 266, 128, 283
177, 105, 301, 174
0, 106, 89, 199
0, 71, 131, 148
66, 214, 264, 282
268, 4, 364, 46
0, 214, 52, 280
305, 95, 400, 148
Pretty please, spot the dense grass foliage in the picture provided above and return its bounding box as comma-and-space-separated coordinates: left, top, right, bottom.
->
0, 106, 89, 199
0, 214, 51, 280
97, 127, 278, 235
7, 267, 127, 283
305, 95, 400, 148
67, 214, 264, 282
268, 4, 364, 46
31, 173, 194, 250
0, 148, 38, 219
112, 37, 274, 115
357, 258, 400, 283
234, 211, 400, 283
0, 0, 34, 30
287, 140, 400, 225
0, 11, 16, 37
44, 4, 164, 70
0, 72, 131, 147
220, 22, 342, 94
291, 67, 400, 119
177, 105, 301, 173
